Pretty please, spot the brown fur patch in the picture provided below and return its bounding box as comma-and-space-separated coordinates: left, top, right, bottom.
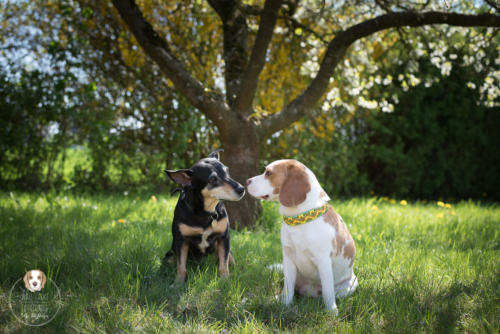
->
266, 163, 288, 195
267, 160, 311, 207
212, 217, 229, 234
23, 272, 30, 290
177, 242, 189, 282
178, 223, 204, 237
323, 206, 356, 267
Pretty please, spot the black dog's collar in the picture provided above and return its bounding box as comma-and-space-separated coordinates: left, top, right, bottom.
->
210, 211, 219, 221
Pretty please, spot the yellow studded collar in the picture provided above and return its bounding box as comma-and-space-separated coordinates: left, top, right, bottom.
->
283, 204, 329, 226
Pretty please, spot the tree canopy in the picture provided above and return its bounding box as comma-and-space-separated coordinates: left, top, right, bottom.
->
1, 0, 499, 227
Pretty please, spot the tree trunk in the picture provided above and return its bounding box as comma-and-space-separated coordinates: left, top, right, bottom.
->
219, 118, 262, 229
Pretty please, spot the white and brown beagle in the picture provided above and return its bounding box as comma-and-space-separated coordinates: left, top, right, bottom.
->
23, 269, 47, 293
247, 159, 357, 315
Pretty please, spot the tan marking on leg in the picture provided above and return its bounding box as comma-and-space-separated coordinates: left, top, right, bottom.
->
176, 242, 189, 282
217, 241, 229, 278
228, 252, 235, 265
212, 217, 229, 234
178, 223, 204, 237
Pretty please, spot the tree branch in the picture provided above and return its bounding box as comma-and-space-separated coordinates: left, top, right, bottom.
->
259, 10, 500, 138
111, 0, 232, 129
208, 0, 249, 107
485, 0, 500, 12
232, 0, 282, 113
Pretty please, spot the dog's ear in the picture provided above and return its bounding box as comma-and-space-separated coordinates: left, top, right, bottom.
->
23, 272, 30, 289
165, 169, 193, 186
279, 162, 311, 207
208, 149, 224, 160
40, 271, 47, 289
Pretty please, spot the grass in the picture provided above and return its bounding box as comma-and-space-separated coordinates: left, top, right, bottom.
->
0, 192, 498, 333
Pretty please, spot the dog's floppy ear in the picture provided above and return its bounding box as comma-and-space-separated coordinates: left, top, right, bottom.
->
165, 169, 193, 186
23, 271, 30, 289
279, 162, 311, 207
208, 149, 224, 160
40, 271, 47, 289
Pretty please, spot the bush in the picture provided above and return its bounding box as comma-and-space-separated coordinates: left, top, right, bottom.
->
363, 62, 500, 200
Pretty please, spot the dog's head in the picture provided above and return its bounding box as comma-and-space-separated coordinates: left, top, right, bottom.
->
246, 159, 330, 209
166, 149, 245, 204
23, 269, 46, 293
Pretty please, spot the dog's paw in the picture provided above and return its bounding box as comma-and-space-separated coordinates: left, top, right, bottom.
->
328, 304, 339, 316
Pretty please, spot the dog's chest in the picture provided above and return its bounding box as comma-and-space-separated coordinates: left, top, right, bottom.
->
178, 217, 228, 253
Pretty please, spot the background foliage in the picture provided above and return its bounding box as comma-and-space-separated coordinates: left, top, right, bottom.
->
0, 0, 499, 200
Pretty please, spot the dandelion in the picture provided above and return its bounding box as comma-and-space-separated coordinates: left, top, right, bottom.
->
444, 203, 451, 209
436, 213, 444, 219
437, 201, 445, 207
118, 218, 126, 224
400, 200, 408, 206
371, 205, 379, 211
389, 199, 396, 204
151, 195, 158, 203
450, 210, 456, 216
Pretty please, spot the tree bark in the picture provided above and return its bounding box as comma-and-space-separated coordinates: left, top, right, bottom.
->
219, 117, 262, 229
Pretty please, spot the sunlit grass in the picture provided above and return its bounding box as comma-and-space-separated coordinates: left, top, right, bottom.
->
0, 192, 498, 333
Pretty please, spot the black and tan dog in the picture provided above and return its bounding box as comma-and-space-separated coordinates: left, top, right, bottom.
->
164, 149, 245, 282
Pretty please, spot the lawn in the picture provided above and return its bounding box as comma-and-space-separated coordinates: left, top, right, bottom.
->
0, 192, 498, 333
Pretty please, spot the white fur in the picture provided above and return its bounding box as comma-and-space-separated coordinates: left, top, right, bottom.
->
246, 160, 281, 201
247, 160, 357, 315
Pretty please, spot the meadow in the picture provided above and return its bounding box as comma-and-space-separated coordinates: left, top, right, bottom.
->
0, 192, 498, 333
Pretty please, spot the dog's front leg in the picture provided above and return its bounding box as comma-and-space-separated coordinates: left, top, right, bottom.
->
176, 241, 189, 283
217, 237, 230, 278
281, 246, 297, 306
316, 256, 338, 315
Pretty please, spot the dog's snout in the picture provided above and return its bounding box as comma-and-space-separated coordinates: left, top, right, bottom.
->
246, 179, 252, 185
32, 282, 38, 286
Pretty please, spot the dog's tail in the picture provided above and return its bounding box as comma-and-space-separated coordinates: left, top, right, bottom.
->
267, 263, 283, 272
162, 250, 175, 265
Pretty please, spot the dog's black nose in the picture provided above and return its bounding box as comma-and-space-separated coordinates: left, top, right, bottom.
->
236, 186, 245, 196
33, 282, 37, 286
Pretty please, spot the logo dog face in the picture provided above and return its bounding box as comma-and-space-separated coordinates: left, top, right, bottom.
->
23, 270, 46, 292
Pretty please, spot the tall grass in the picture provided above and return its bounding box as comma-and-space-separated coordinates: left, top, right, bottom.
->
0, 192, 498, 333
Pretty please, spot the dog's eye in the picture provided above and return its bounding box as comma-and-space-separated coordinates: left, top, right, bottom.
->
265, 170, 272, 177
209, 175, 218, 184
